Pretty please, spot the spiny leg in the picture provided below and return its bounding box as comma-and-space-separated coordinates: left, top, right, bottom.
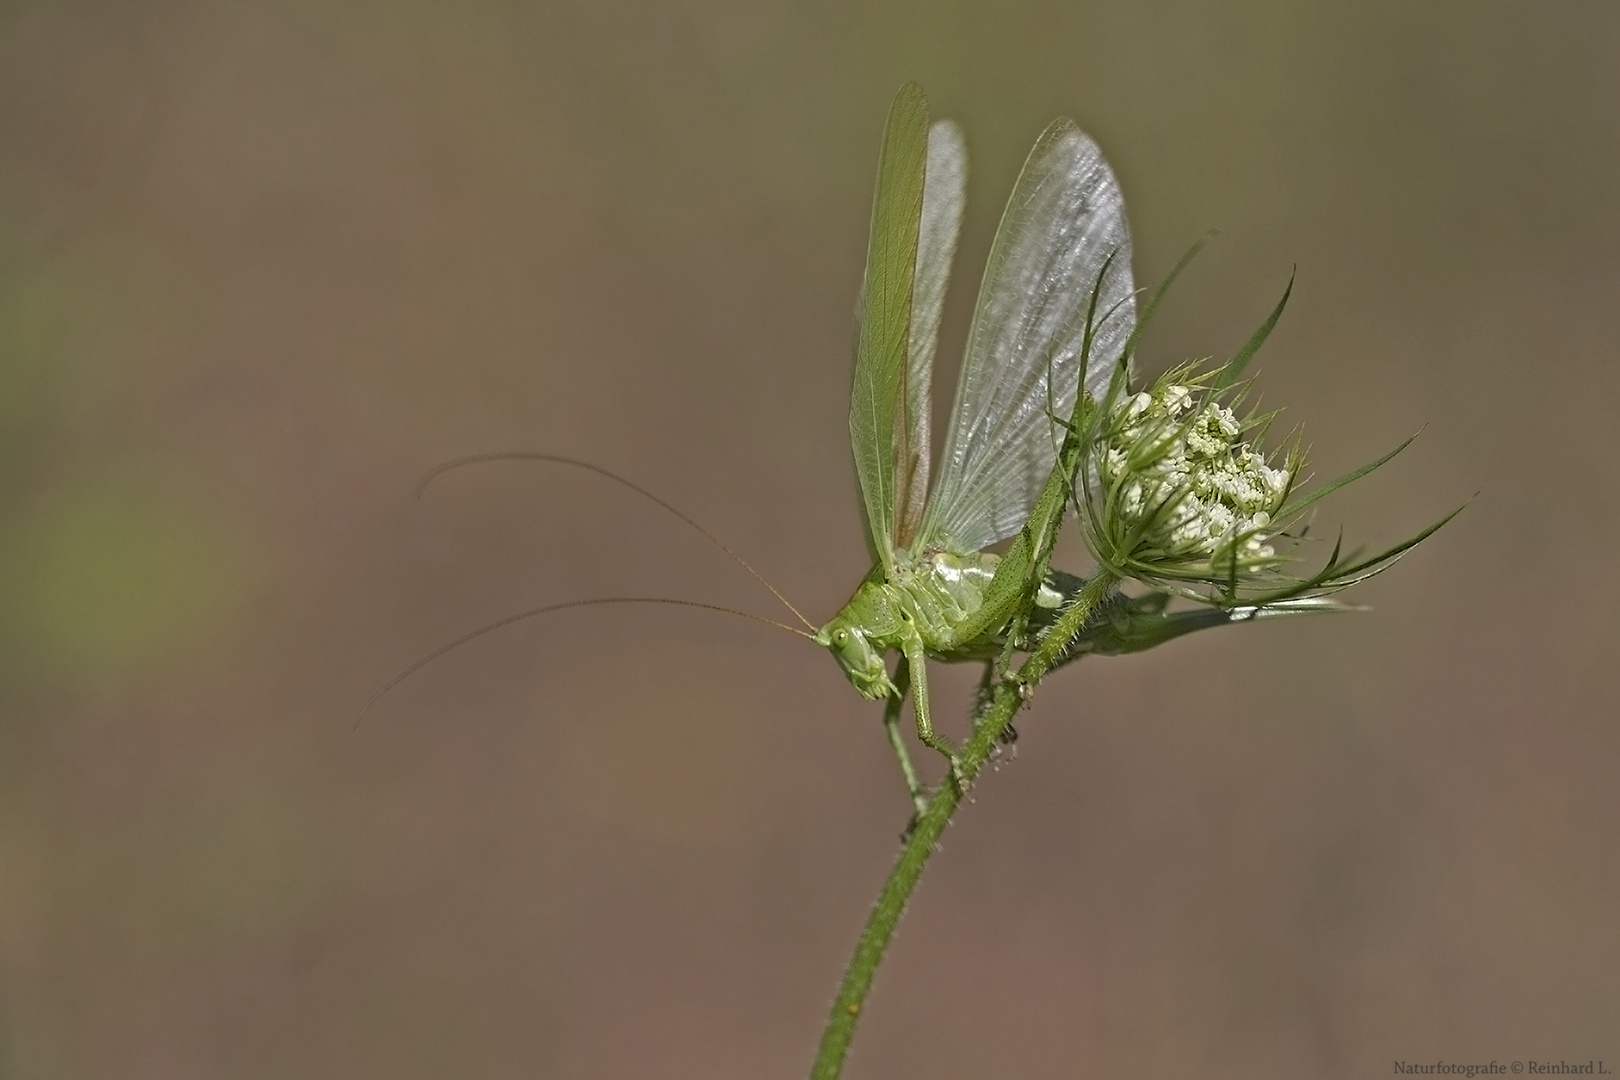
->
881, 663, 927, 818
972, 659, 1021, 758
900, 636, 965, 792
970, 660, 995, 730
970, 660, 1017, 743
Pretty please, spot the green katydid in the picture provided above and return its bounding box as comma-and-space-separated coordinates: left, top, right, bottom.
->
363, 83, 1333, 788
813, 83, 1139, 794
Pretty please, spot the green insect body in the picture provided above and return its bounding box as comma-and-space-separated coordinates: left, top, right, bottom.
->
820, 83, 1138, 782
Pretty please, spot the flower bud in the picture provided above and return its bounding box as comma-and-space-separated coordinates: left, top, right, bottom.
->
1084, 366, 1302, 591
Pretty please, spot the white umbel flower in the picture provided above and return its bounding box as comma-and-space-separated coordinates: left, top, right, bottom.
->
1073, 272, 1461, 609
1095, 377, 1297, 574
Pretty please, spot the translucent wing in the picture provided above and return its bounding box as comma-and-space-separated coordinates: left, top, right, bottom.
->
893, 120, 967, 551
849, 83, 929, 569
915, 119, 1136, 555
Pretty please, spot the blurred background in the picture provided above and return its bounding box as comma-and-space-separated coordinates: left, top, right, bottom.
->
2, 2, 1616, 1077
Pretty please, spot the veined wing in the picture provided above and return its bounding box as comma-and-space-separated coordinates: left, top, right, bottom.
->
915, 119, 1136, 555
850, 83, 928, 569
893, 119, 967, 551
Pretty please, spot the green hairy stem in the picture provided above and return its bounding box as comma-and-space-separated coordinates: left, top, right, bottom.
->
810, 570, 1118, 1080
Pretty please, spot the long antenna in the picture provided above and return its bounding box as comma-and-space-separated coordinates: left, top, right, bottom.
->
358, 596, 813, 728
416, 452, 816, 630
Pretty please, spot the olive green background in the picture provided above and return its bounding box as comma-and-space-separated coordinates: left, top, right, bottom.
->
2, 2, 1615, 1077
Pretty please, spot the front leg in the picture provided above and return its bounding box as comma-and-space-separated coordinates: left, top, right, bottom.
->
900, 633, 966, 792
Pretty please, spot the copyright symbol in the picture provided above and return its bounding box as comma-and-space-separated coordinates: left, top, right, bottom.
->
1512, 1063, 1523, 1074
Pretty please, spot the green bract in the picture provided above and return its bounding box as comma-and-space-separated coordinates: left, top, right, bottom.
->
1076, 336, 1462, 609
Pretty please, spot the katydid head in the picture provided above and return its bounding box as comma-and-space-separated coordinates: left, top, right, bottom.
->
816, 578, 903, 701
815, 617, 896, 701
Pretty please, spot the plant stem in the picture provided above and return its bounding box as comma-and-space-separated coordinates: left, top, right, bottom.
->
808, 571, 1117, 1080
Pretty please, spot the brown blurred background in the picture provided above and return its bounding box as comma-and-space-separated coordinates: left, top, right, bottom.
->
1, 2, 1616, 1077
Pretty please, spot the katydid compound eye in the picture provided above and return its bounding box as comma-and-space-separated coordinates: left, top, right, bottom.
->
834, 629, 849, 646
